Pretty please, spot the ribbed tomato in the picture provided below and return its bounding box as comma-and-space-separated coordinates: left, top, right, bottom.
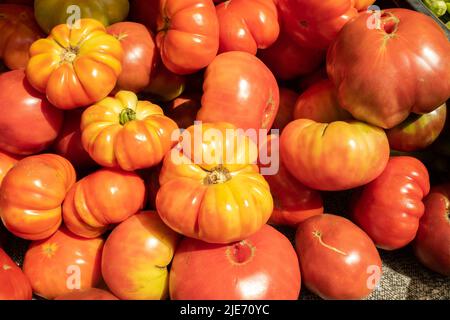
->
0, 247, 32, 300
0, 151, 21, 187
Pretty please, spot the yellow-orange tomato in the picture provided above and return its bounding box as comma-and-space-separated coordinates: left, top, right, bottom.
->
81, 90, 178, 171
26, 19, 123, 110
156, 122, 273, 244
0, 151, 21, 187
0, 154, 76, 240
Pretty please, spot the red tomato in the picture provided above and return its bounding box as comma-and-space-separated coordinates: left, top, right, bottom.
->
102, 211, 179, 300
296, 214, 382, 300
0, 150, 21, 187
413, 184, 450, 276
55, 288, 118, 300
216, 0, 279, 55
354, 0, 375, 11
271, 88, 298, 132
129, 0, 159, 33
277, 0, 358, 49
156, 0, 219, 75
107, 22, 158, 93
0, 248, 32, 300
165, 93, 201, 129
352, 157, 430, 250
0, 70, 63, 155
23, 227, 104, 300
198, 51, 279, 131
327, 9, 450, 129
170, 224, 301, 300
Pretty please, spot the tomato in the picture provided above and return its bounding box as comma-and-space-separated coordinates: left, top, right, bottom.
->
26, 19, 123, 110
216, 0, 279, 54
156, 122, 273, 244
271, 88, 298, 132
297, 67, 328, 92
354, 0, 375, 11
23, 227, 104, 300
296, 214, 382, 300
293, 79, 352, 123
0, 247, 32, 300
81, 90, 178, 171
413, 184, 450, 276
0, 154, 76, 240
34, 0, 130, 34
129, 0, 159, 32
277, 0, 358, 49
156, 0, 219, 75
258, 31, 324, 81
0, 70, 63, 155
0, 151, 21, 187
143, 62, 186, 102
55, 288, 118, 300
63, 168, 146, 238
0, 4, 43, 70
198, 51, 279, 131
386, 104, 447, 152
107, 22, 158, 93
281, 119, 389, 191
170, 224, 300, 300
352, 157, 430, 250
165, 93, 201, 129
327, 9, 450, 129
102, 211, 179, 300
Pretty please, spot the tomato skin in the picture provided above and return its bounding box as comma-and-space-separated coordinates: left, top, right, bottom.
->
0, 247, 32, 300
102, 211, 179, 300
354, 0, 375, 10
165, 93, 201, 129
413, 184, 450, 276
271, 88, 298, 132
386, 104, 447, 152
216, 0, 279, 55
0, 151, 21, 187
23, 227, 104, 300
296, 214, 382, 300
352, 157, 430, 250
55, 288, 118, 300
26, 19, 123, 110
143, 63, 186, 102
198, 51, 279, 131
327, 9, 450, 129
170, 224, 300, 300
0, 70, 63, 155
156, 0, 219, 75
0, 154, 76, 240
281, 119, 389, 191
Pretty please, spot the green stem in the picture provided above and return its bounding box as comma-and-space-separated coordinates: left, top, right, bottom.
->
119, 108, 137, 125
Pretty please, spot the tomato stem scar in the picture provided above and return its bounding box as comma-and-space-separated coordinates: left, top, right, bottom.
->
313, 230, 347, 256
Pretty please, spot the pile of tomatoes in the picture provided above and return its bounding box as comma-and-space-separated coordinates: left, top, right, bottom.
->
0, 0, 449, 301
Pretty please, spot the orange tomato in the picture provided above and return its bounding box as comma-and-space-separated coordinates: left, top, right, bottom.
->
26, 18, 123, 110
0, 154, 76, 240
0, 247, 32, 300
0, 150, 21, 187
55, 288, 118, 300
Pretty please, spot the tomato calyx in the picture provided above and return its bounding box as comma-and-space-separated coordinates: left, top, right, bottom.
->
60, 46, 79, 64
225, 240, 256, 266
42, 243, 58, 258
203, 165, 232, 185
312, 230, 347, 256
119, 108, 137, 125
380, 12, 400, 39
115, 32, 129, 42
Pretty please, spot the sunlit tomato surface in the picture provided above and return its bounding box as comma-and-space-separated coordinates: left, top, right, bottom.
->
55, 288, 118, 300
0, 248, 32, 300
413, 184, 450, 276
23, 227, 104, 300
0, 151, 21, 187
277, 0, 358, 49
296, 214, 382, 300
0, 70, 63, 155
352, 157, 430, 250
156, 122, 273, 244
198, 51, 279, 131
170, 224, 300, 300
81, 91, 178, 171
26, 19, 123, 110
34, 0, 130, 34
165, 93, 201, 129
107, 21, 158, 93
0, 154, 76, 240
386, 104, 447, 152
63, 168, 146, 238
327, 9, 450, 129
0, 4, 43, 70
129, 0, 159, 32
281, 119, 389, 191
271, 88, 298, 132
102, 211, 179, 300
216, 0, 279, 54
156, 0, 219, 75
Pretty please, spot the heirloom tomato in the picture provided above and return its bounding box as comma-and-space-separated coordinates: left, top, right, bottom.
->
102, 211, 179, 300
129, 0, 159, 32
281, 119, 389, 191
352, 157, 430, 250
143, 62, 186, 102
0, 70, 63, 155
271, 88, 298, 131
81, 91, 178, 171
0, 151, 21, 187
156, 0, 219, 75
198, 51, 279, 131
0, 154, 76, 240
0, 247, 32, 300
26, 19, 123, 110
23, 227, 104, 300
170, 224, 301, 300
55, 288, 118, 300
327, 9, 450, 129
156, 122, 273, 244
